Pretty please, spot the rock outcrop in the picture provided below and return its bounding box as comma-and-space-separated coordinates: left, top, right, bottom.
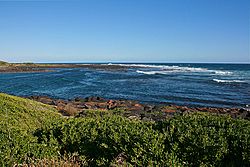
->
28, 96, 250, 120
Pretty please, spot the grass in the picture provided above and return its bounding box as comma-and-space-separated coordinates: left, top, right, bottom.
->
0, 93, 250, 166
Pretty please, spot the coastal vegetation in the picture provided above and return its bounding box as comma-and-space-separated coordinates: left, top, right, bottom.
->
0, 93, 250, 166
0, 60, 8, 65
0, 61, 143, 73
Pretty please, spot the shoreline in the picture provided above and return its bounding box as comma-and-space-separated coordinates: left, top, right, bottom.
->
27, 95, 250, 121
0, 63, 141, 73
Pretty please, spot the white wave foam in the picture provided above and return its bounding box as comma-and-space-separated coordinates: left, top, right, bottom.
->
136, 70, 169, 75
213, 71, 233, 75
114, 63, 167, 68
213, 79, 245, 83
107, 63, 232, 75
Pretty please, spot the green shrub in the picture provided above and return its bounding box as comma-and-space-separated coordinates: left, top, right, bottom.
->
35, 115, 176, 166
0, 60, 8, 65
0, 93, 250, 166
35, 112, 250, 166
0, 93, 62, 166
155, 112, 250, 166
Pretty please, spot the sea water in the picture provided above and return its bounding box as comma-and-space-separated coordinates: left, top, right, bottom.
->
0, 63, 249, 108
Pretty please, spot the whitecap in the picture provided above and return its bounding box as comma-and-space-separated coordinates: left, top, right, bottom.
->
136, 70, 175, 75
136, 70, 160, 75
213, 79, 245, 83
115, 64, 166, 68
107, 63, 233, 75
213, 71, 233, 75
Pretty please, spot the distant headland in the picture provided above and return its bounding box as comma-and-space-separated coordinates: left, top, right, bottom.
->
0, 60, 147, 73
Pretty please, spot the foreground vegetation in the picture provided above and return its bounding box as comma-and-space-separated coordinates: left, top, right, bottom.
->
0, 93, 250, 166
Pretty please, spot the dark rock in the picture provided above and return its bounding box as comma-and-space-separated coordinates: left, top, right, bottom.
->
74, 97, 86, 102
179, 106, 189, 112
27, 95, 250, 121
107, 100, 117, 110
144, 105, 155, 112
85, 96, 106, 102
29, 96, 55, 105
239, 108, 246, 113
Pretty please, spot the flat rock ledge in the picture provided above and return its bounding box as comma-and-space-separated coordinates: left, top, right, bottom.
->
28, 95, 250, 121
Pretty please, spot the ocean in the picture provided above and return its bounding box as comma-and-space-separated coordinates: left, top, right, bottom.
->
0, 63, 249, 108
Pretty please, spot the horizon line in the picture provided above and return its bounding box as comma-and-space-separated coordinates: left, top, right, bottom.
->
15, 61, 250, 64
3, 59, 250, 64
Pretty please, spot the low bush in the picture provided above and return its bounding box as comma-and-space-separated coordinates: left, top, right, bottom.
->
0, 93, 61, 165
0, 93, 250, 166
155, 112, 250, 166
0, 60, 8, 65
36, 112, 250, 166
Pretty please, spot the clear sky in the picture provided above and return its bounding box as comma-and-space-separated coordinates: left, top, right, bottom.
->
0, 0, 249, 63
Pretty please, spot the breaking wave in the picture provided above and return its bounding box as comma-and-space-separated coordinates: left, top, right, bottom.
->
108, 63, 232, 75
136, 70, 168, 75
213, 79, 245, 83
213, 71, 233, 75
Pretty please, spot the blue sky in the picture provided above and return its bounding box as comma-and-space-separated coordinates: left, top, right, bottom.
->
0, 0, 249, 63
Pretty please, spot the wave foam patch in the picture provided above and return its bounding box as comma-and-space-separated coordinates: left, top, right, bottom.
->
213, 79, 245, 83
136, 70, 169, 75
116, 63, 206, 71
163, 66, 207, 72
107, 63, 233, 75
110, 63, 167, 68
213, 71, 233, 75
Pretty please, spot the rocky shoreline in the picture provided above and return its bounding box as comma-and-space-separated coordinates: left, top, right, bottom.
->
28, 95, 250, 121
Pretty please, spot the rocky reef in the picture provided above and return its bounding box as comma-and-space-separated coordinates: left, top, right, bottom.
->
28, 95, 250, 121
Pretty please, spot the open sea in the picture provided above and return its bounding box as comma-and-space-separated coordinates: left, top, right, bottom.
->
0, 63, 249, 108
